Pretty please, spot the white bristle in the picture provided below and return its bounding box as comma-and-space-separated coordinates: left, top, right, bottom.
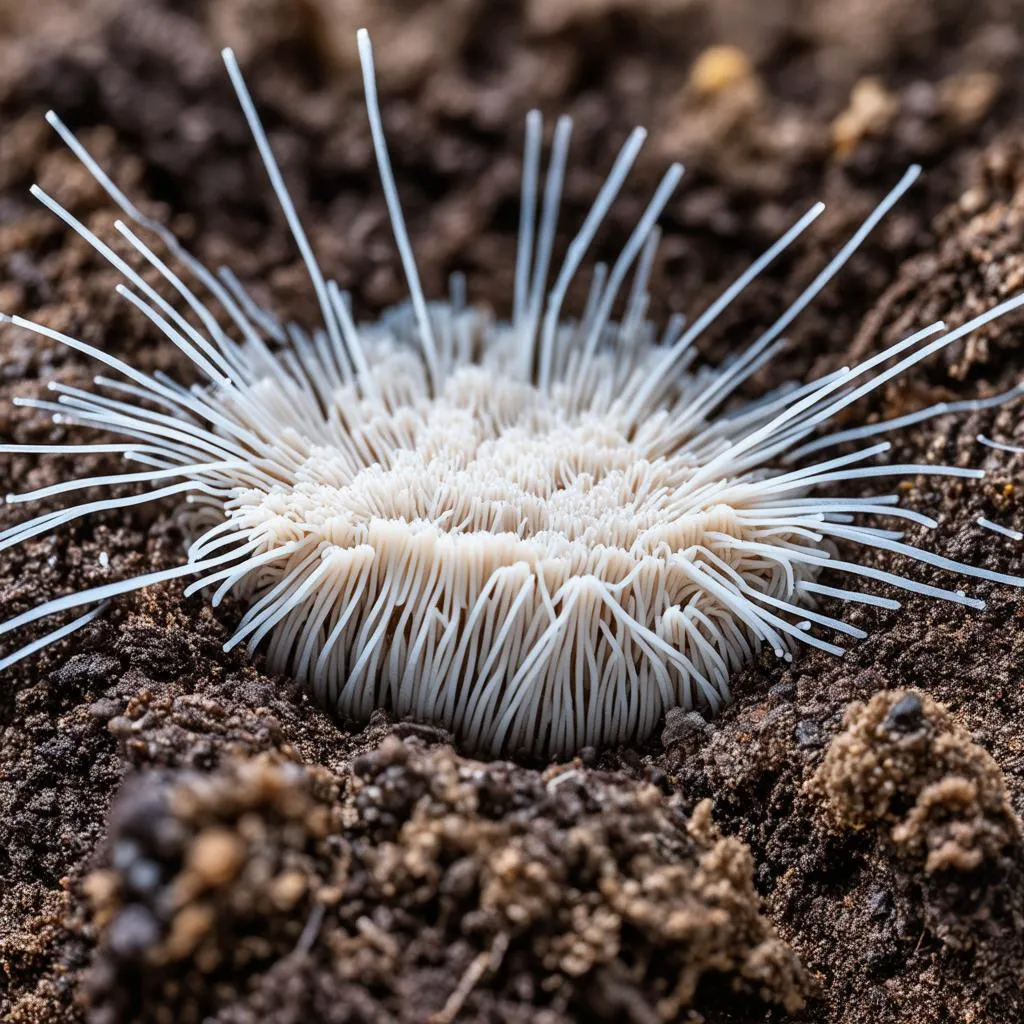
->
977, 517, 1024, 541
979, 434, 1024, 455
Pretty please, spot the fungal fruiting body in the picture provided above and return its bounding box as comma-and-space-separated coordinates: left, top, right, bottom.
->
2, 32, 1023, 755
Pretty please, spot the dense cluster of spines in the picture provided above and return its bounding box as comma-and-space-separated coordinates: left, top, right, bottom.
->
2, 30, 1022, 753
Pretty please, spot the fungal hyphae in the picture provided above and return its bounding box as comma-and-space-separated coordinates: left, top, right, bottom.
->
1, 31, 1022, 754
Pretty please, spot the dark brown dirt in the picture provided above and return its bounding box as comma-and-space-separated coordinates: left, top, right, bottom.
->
3, 0, 1024, 1022
79, 739, 809, 1023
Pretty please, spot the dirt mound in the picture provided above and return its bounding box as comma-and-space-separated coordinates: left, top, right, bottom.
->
82, 738, 808, 1023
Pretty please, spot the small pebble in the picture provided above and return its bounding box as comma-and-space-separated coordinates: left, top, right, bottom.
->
270, 870, 307, 911
126, 858, 163, 896
866, 889, 892, 920
107, 905, 160, 959
661, 708, 709, 749
187, 827, 245, 887
88, 698, 121, 720
795, 720, 824, 749
882, 693, 924, 734
112, 840, 141, 873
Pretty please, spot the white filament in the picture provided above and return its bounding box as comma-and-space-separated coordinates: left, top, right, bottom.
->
977, 517, 1023, 541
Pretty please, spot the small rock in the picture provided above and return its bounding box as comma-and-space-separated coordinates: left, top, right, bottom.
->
662, 708, 709, 749
938, 71, 1001, 129
88, 698, 122, 721
390, 720, 454, 745
832, 77, 899, 158
689, 45, 757, 97
107, 905, 160, 960
107, 716, 135, 738
126, 858, 163, 896
270, 870, 307, 911
795, 720, 824, 749
111, 840, 142, 873
866, 889, 891, 920
187, 828, 245, 887
164, 903, 215, 959
882, 693, 924, 734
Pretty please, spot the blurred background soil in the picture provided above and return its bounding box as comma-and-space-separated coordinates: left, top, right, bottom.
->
3, 1, 1024, 1021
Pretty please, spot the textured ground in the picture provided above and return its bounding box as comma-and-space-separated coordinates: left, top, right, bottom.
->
3, 0, 1024, 1021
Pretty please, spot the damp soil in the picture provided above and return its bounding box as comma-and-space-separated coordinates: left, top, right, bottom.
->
3, 1, 1024, 1022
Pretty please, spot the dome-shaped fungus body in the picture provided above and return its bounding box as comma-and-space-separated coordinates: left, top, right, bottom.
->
2, 31, 1024, 754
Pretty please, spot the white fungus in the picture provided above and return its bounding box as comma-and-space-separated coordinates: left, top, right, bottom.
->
2, 30, 1024, 753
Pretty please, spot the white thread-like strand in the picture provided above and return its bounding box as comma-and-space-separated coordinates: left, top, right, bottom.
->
0, 603, 110, 672
977, 517, 1024, 541
222, 48, 354, 390
979, 434, 1024, 455
356, 29, 440, 388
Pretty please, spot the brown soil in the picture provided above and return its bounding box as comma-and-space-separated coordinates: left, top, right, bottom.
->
3, 1, 1024, 1021
80, 739, 809, 1023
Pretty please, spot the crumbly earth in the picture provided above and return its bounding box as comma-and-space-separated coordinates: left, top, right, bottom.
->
78, 738, 809, 1023
813, 690, 1022, 873
3, 0, 1024, 1021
